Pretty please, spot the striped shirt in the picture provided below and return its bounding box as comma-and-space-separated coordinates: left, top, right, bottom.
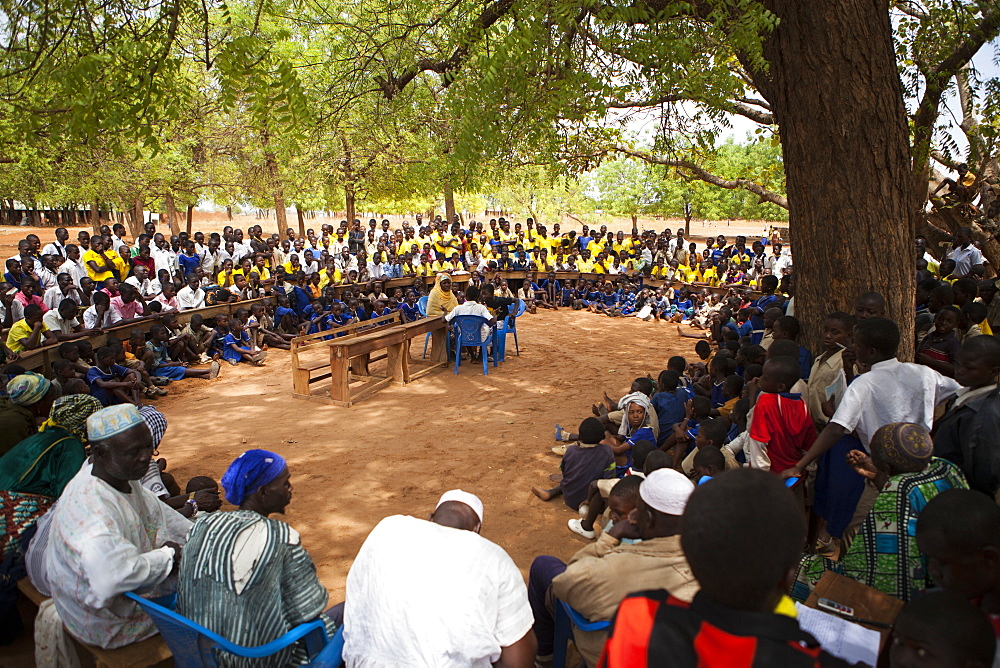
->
176, 510, 334, 667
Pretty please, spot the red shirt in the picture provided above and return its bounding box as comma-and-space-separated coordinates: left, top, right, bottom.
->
749, 393, 817, 473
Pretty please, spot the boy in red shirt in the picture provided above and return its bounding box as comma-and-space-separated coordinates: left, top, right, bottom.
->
747, 356, 817, 475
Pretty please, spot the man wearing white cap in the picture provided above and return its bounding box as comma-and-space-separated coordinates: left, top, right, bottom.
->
43, 404, 192, 649
343, 490, 536, 667
529, 469, 700, 666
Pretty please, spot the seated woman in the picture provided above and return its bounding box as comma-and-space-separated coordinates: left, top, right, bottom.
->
426, 272, 458, 316
176, 449, 340, 667
792, 422, 968, 603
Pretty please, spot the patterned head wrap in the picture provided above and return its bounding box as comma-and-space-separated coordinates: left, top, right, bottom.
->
42, 394, 103, 441
138, 405, 168, 448
870, 422, 933, 474
8, 372, 52, 406
221, 449, 287, 506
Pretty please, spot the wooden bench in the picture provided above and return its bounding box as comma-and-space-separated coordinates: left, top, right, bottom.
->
324, 326, 409, 406
17, 578, 173, 668
290, 311, 402, 396
396, 316, 450, 382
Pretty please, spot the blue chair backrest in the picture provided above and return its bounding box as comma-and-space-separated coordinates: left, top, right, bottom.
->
451, 315, 492, 346
417, 296, 428, 317
512, 299, 527, 318
559, 599, 611, 633
125, 592, 329, 667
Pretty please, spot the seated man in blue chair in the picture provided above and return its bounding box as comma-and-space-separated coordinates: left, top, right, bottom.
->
176, 449, 340, 666
445, 285, 496, 362
45, 404, 193, 649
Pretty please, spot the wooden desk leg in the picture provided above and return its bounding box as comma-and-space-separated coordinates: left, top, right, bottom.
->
388, 342, 406, 385
330, 348, 350, 404
430, 328, 449, 364
350, 353, 370, 377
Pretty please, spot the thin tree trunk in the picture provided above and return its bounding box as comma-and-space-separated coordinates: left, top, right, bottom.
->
227, 206, 233, 221
262, 131, 287, 235
444, 180, 456, 226
186, 205, 194, 235
127, 198, 144, 239
91, 202, 101, 234
345, 186, 356, 228
746, 0, 914, 358
296, 207, 306, 238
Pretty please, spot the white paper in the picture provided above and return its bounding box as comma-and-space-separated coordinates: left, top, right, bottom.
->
825, 369, 847, 410
794, 602, 880, 667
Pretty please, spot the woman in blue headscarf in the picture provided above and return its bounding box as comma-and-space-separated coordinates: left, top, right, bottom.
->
176, 450, 341, 666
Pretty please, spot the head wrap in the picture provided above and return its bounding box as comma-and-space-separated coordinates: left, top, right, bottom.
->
221, 449, 287, 506
870, 422, 933, 474
87, 404, 144, 442
428, 273, 459, 315
138, 405, 168, 448
617, 391, 655, 438
640, 468, 695, 516
8, 372, 52, 406
436, 489, 484, 523
42, 394, 103, 441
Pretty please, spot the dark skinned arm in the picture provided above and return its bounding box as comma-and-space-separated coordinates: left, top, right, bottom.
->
494, 630, 537, 668
782, 422, 847, 479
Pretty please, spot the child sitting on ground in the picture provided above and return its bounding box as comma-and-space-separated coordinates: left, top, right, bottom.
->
532, 417, 614, 511
679, 417, 739, 478
693, 446, 727, 484
50, 359, 78, 393
222, 319, 266, 366
87, 345, 141, 406
146, 323, 220, 381
248, 302, 292, 350
568, 439, 656, 540
181, 313, 217, 363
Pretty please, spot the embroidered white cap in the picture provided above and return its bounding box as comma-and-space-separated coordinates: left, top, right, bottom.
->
436, 489, 484, 523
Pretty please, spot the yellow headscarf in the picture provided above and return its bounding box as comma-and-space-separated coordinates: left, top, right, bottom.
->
427, 272, 458, 315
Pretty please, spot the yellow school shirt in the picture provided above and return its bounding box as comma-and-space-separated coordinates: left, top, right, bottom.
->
82, 249, 117, 282
681, 266, 700, 283
651, 265, 669, 279
401, 262, 419, 276
586, 240, 603, 256
700, 268, 719, 286
318, 269, 342, 289
592, 262, 608, 275
577, 259, 595, 273
6, 318, 47, 353
217, 270, 238, 287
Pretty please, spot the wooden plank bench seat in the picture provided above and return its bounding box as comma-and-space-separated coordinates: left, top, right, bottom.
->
17, 578, 173, 668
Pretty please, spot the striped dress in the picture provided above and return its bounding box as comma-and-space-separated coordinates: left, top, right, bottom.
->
176, 510, 335, 667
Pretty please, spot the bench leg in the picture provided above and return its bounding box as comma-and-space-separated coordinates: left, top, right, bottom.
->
330, 351, 350, 404
388, 342, 406, 385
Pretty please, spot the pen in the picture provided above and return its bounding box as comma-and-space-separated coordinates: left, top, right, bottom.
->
842, 615, 892, 629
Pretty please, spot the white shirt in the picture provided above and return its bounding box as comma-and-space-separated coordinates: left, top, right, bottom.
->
948, 244, 985, 276
43, 310, 79, 335
231, 242, 251, 263
176, 285, 205, 311
111, 235, 129, 257
41, 241, 68, 258
44, 464, 191, 649
344, 515, 533, 668
336, 255, 359, 273
200, 249, 220, 276
445, 301, 494, 339
83, 305, 115, 329
125, 275, 160, 298
830, 358, 960, 448
43, 285, 81, 311
36, 266, 59, 290
0, 297, 24, 325
58, 258, 88, 286
151, 247, 177, 276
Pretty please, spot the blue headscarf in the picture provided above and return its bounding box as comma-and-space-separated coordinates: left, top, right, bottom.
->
221, 449, 287, 506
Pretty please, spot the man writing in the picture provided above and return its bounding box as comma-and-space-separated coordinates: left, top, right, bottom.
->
44, 404, 191, 648
344, 489, 536, 667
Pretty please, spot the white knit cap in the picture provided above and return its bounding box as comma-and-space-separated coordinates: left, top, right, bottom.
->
436, 489, 484, 523
640, 469, 695, 516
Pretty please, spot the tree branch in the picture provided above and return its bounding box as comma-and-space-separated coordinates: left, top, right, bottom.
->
611, 145, 789, 209
607, 94, 774, 124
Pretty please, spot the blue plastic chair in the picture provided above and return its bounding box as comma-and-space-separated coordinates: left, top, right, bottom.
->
450, 315, 496, 375
495, 299, 526, 360
417, 295, 432, 358
553, 599, 611, 668
125, 591, 341, 668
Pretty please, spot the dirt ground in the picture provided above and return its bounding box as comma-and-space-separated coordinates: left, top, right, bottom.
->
154, 308, 700, 601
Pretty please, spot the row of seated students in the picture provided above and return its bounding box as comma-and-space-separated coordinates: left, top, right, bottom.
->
3, 388, 999, 667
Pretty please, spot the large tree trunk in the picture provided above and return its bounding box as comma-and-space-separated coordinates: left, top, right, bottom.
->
747, 0, 915, 358
164, 192, 181, 236
186, 205, 194, 235
443, 180, 456, 226
91, 201, 101, 234
127, 198, 144, 239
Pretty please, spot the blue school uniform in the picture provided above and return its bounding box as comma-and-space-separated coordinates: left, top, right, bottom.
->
275, 306, 296, 323
177, 253, 201, 277
400, 302, 421, 322
710, 381, 725, 408
222, 330, 251, 363
599, 292, 619, 308
615, 426, 656, 477
4, 272, 21, 290
652, 391, 686, 444
87, 364, 132, 406
349, 307, 368, 321
290, 286, 311, 316
370, 307, 392, 318
797, 344, 813, 380
749, 313, 766, 345
619, 292, 637, 315
753, 294, 778, 311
